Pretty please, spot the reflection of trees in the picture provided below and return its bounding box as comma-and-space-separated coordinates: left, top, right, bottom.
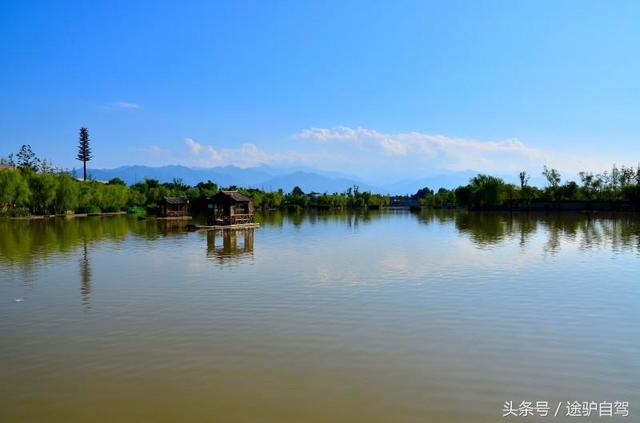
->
444, 211, 640, 253
254, 210, 379, 231
0, 216, 162, 268
254, 211, 284, 228
455, 212, 511, 246
540, 214, 609, 254
80, 240, 91, 309
0, 215, 191, 269
416, 209, 457, 225
516, 214, 538, 248
154, 219, 192, 236
206, 229, 254, 263
1, 211, 639, 268
278, 209, 378, 228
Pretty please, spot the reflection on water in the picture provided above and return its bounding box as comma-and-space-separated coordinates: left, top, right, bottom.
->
2, 212, 638, 268
416, 210, 640, 253
206, 229, 254, 262
0, 211, 639, 423
79, 240, 91, 308
0, 216, 191, 266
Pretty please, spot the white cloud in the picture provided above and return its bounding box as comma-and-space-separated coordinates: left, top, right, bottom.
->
139, 145, 169, 156
107, 101, 140, 110
296, 126, 551, 172
176, 127, 623, 182
183, 138, 321, 168
184, 138, 204, 154
379, 137, 410, 156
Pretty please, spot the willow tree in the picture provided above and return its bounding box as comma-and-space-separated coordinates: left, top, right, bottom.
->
77, 127, 92, 181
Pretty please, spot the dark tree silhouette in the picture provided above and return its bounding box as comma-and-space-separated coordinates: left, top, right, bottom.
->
77, 127, 92, 181
519, 171, 529, 188
16, 144, 40, 170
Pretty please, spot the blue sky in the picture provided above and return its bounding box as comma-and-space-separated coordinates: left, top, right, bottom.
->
1, 0, 639, 183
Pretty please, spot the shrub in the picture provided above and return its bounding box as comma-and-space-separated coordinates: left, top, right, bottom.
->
3, 207, 31, 218
127, 206, 146, 215
81, 205, 101, 214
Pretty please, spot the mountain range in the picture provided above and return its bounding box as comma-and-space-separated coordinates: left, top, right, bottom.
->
80, 165, 504, 195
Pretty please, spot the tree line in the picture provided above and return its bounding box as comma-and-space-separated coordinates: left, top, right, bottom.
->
414, 165, 640, 210
0, 144, 390, 216
2, 136, 639, 216
0, 167, 390, 217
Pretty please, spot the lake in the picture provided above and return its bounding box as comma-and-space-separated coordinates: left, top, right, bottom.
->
1, 211, 638, 422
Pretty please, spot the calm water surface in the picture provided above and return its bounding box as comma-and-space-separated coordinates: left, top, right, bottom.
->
1, 211, 639, 422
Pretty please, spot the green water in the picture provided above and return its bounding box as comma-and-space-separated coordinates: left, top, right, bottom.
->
1, 211, 638, 422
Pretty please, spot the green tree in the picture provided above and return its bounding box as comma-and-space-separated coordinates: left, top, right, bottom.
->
77, 127, 92, 181
196, 180, 218, 196
108, 177, 126, 186
100, 184, 129, 211
415, 187, 434, 199
454, 185, 472, 209
579, 171, 596, 200
16, 145, 40, 171
504, 183, 519, 207
78, 181, 102, 212
1, 154, 15, 166
0, 169, 31, 207
542, 166, 561, 188
542, 166, 561, 201
469, 174, 506, 209
54, 173, 79, 213
560, 181, 579, 200
519, 171, 529, 188
28, 172, 57, 214
286, 186, 309, 208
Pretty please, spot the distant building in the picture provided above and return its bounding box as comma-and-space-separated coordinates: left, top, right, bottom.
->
389, 196, 420, 208
207, 191, 254, 225
159, 197, 189, 218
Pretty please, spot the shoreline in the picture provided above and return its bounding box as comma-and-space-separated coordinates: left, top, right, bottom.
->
3, 207, 640, 221
3, 211, 128, 220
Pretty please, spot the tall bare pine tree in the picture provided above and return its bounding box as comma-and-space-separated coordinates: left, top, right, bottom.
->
77, 127, 92, 181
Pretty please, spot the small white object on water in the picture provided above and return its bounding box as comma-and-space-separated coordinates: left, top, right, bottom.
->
15, 298, 24, 303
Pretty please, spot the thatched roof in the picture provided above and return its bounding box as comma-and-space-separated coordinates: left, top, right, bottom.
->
216, 191, 252, 202
163, 196, 188, 205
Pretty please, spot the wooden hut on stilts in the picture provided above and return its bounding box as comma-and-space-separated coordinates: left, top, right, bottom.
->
159, 197, 191, 219
206, 191, 255, 226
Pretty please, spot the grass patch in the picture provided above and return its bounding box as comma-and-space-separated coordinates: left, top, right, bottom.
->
127, 206, 146, 216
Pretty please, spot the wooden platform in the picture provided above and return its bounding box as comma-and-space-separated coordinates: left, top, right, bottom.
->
154, 216, 193, 221
189, 223, 260, 231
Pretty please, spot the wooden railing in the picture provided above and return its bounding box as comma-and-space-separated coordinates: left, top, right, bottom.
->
230, 213, 253, 224
164, 210, 187, 217
209, 213, 254, 225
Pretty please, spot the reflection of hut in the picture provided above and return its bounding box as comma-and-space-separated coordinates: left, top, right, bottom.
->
207, 229, 254, 261
207, 191, 254, 225
160, 197, 189, 218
